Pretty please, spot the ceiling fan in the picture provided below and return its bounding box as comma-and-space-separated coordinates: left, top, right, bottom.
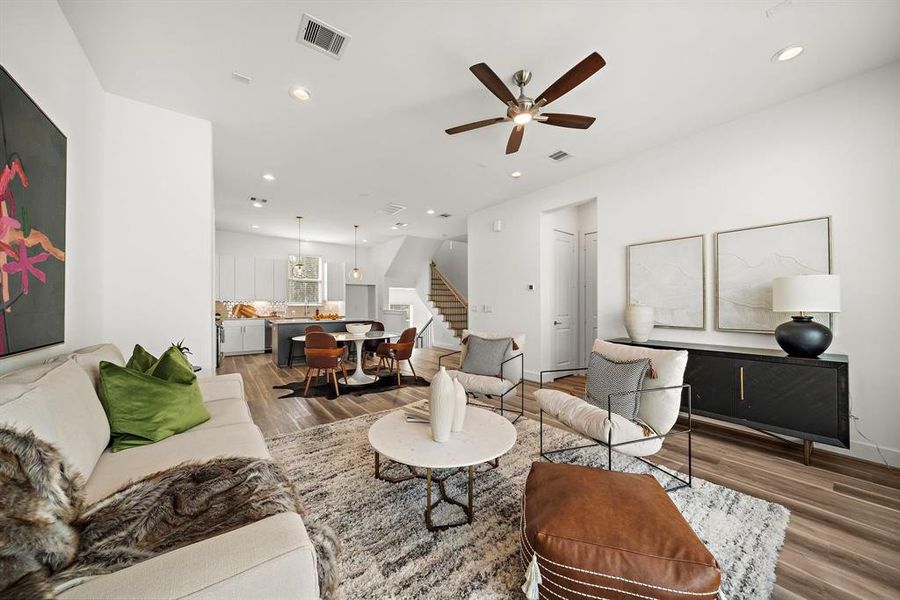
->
445, 52, 606, 154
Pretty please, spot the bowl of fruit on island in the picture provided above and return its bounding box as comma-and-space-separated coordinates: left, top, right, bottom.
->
345, 323, 372, 335
312, 312, 340, 320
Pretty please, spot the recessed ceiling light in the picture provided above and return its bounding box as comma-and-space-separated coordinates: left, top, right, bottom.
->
772, 46, 804, 62
396, 222, 408, 228
290, 86, 311, 101
391, 226, 398, 230
511, 171, 522, 178
252, 202, 263, 208
262, 173, 276, 181
251, 225, 259, 229
362, 239, 368, 243
426, 209, 435, 215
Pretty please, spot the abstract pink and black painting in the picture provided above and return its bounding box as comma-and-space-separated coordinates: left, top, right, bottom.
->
0, 65, 66, 357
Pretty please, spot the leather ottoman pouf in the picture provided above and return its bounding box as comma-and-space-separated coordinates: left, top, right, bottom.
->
521, 462, 721, 600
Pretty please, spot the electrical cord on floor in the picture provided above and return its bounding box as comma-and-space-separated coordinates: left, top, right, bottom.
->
849, 392, 896, 471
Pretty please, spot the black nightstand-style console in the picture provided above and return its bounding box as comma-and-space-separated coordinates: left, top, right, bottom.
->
608, 338, 849, 464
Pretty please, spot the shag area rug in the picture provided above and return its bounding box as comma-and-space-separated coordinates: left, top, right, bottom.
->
267, 408, 789, 599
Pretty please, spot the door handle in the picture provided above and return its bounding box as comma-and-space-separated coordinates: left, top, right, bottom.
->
739, 366, 745, 402
553, 320, 562, 325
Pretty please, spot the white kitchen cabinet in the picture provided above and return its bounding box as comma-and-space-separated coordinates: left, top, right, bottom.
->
221, 319, 265, 355
325, 261, 346, 302
217, 255, 235, 301
273, 259, 288, 301
234, 257, 254, 300
254, 258, 274, 300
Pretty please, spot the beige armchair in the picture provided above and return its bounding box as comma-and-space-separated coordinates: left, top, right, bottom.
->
439, 330, 526, 421
534, 340, 693, 491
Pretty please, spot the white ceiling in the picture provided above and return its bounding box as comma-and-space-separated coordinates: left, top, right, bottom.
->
60, 1, 900, 246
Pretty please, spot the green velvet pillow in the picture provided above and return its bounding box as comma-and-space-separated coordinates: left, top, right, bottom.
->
98, 347, 209, 452
125, 344, 157, 373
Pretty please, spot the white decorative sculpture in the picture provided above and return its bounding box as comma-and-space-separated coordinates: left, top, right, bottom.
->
429, 366, 454, 442
451, 377, 467, 432
624, 304, 654, 342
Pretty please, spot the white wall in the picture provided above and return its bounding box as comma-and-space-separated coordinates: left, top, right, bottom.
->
0, 0, 107, 372
432, 240, 468, 297
468, 62, 900, 464
103, 94, 215, 371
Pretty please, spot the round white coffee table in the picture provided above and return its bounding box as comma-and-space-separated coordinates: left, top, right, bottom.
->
368, 406, 517, 530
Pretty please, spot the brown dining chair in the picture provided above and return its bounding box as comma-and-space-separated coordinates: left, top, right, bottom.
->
288, 324, 325, 367
375, 327, 417, 386
303, 331, 348, 397
361, 321, 385, 366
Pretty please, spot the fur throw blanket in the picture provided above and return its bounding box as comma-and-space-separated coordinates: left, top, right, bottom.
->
0, 427, 340, 599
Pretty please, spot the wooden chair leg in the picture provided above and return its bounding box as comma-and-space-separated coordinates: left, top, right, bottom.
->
408, 359, 417, 379
288, 342, 294, 367
395, 359, 401, 386
303, 368, 313, 396
340, 362, 349, 384
332, 369, 340, 397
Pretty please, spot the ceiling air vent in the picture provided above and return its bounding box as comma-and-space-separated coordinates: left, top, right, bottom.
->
437, 213, 452, 218
548, 150, 572, 162
378, 203, 407, 216
297, 14, 351, 60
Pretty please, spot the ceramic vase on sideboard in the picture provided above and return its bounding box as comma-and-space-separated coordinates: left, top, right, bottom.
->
429, 366, 454, 442
451, 378, 467, 432
624, 304, 654, 342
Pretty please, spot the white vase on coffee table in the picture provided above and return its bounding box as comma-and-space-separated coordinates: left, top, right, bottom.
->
624, 304, 654, 342
451, 378, 467, 432
429, 366, 454, 442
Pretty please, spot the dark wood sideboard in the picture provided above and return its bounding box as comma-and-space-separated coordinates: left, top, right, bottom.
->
608, 338, 849, 465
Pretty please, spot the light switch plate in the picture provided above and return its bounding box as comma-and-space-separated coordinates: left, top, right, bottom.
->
471, 305, 479, 312
483, 305, 493, 313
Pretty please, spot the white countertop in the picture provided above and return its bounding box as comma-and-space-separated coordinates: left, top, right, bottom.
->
269, 317, 370, 325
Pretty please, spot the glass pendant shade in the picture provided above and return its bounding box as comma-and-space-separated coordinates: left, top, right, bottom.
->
293, 216, 304, 279
349, 225, 362, 280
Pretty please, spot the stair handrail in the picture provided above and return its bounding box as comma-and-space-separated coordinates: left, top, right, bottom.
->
416, 317, 434, 348
430, 261, 468, 308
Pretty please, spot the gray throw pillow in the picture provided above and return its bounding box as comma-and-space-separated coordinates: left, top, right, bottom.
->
460, 336, 512, 377
584, 352, 649, 420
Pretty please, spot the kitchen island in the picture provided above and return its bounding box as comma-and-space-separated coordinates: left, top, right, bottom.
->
269, 318, 373, 367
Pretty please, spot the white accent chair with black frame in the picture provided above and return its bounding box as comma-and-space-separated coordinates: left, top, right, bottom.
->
439, 330, 526, 422
535, 340, 693, 492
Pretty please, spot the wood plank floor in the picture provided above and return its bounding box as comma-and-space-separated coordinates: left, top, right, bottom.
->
219, 348, 900, 599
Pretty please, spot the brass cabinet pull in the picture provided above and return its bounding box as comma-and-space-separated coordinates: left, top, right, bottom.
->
739, 366, 745, 401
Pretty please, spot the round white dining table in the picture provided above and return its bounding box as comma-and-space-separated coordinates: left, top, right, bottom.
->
291, 330, 399, 386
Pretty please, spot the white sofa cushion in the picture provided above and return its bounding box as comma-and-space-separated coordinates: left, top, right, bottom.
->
446, 370, 516, 396
460, 330, 525, 384
536, 388, 663, 457
592, 340, 687, 436
46, 343, 126, 390
193, 398, 254, 431
198, 373, 245, 403
84, 423, 269, 505
0, 360, 110, 479
58, 512, 319, 600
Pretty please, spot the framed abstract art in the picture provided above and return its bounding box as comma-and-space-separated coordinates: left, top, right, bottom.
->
715, 217, 831, 333
0, 65, 67, 357
627, 234, 706, 329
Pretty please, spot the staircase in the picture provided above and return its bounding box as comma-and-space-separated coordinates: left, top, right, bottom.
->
428, 262, 468, 338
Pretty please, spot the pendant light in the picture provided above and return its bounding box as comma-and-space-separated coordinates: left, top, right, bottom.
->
291, 216, 304, 278
349, 225, 363, 280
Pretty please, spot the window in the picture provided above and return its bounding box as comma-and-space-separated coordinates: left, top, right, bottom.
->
287, 255, 322, 305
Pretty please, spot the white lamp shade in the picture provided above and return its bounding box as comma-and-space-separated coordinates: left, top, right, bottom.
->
772, 275, 841, 313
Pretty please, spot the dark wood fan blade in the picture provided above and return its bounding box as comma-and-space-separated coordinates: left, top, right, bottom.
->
470, 63, 516, 104
535, 52, 606, 106
506, 124, 524, 154
539, 113, 596, 129
445, 117, 507, 135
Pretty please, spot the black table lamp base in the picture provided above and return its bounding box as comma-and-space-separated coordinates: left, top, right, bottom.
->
775, 315, 833, 358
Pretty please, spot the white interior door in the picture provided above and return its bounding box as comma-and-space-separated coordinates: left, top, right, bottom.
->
583, 231, 599, 363
346, 284, 372, 318
552, 229, 577, 371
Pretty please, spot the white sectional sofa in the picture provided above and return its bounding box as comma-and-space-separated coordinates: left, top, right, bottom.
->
0, 344, 320, 599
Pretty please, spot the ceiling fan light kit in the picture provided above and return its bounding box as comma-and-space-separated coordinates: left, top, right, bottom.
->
445, 52, 605, 154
